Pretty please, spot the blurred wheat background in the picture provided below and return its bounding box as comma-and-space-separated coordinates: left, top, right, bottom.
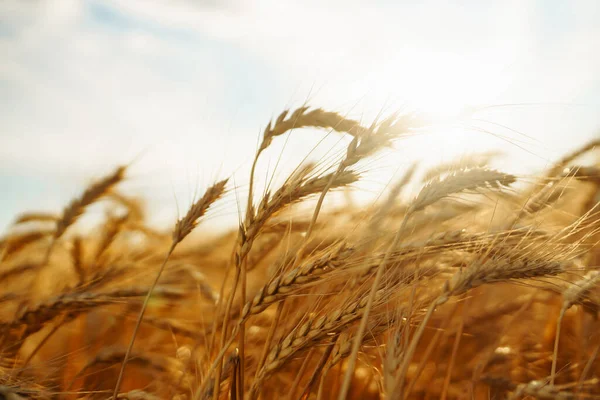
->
2, 1, 600, 399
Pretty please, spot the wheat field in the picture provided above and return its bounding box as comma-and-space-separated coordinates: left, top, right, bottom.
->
1, 107, 600, 399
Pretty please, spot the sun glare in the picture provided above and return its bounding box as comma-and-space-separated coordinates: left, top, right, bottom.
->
405, 52, 503, 119
370, 50, 511, 169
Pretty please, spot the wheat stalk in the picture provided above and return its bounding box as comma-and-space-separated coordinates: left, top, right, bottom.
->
259, 107, 368, 153
113, 179, 228, 399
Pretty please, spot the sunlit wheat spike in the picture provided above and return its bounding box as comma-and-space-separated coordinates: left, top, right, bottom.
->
260, 107, 369, 151
172, 179, 228, 244
422, 150, 502, 182
55, 165, 127, 239
411, 167, 516, 212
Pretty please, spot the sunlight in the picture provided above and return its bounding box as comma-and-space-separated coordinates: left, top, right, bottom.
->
368, 50, 513, 170
399, 51, 506, 119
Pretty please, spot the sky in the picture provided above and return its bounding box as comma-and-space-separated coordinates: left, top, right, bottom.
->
1, 0, 600, 231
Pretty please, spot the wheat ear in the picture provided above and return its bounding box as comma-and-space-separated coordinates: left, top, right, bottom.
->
410, 167, 516, 212
44, 165, 126, 264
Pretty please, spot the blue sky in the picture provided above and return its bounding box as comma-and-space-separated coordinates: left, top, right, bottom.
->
1, 0, 599, 231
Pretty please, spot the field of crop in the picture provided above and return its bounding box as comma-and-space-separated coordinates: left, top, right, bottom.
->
1, 107, 600, 399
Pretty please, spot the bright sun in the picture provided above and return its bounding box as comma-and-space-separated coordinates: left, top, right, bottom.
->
404, 52, 502, 119
370, 50, 511, 168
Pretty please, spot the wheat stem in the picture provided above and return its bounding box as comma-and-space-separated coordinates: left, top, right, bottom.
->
112, 242, 176, 399
396, 296, 445, 397
551, 304, 568, 386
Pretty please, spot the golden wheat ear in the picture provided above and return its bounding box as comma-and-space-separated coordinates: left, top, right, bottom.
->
55, 165, 127, 240
259, 107, 368, 152
36, 165, 127, 267
173, 179, 229, 245
411, 167, 516, 212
